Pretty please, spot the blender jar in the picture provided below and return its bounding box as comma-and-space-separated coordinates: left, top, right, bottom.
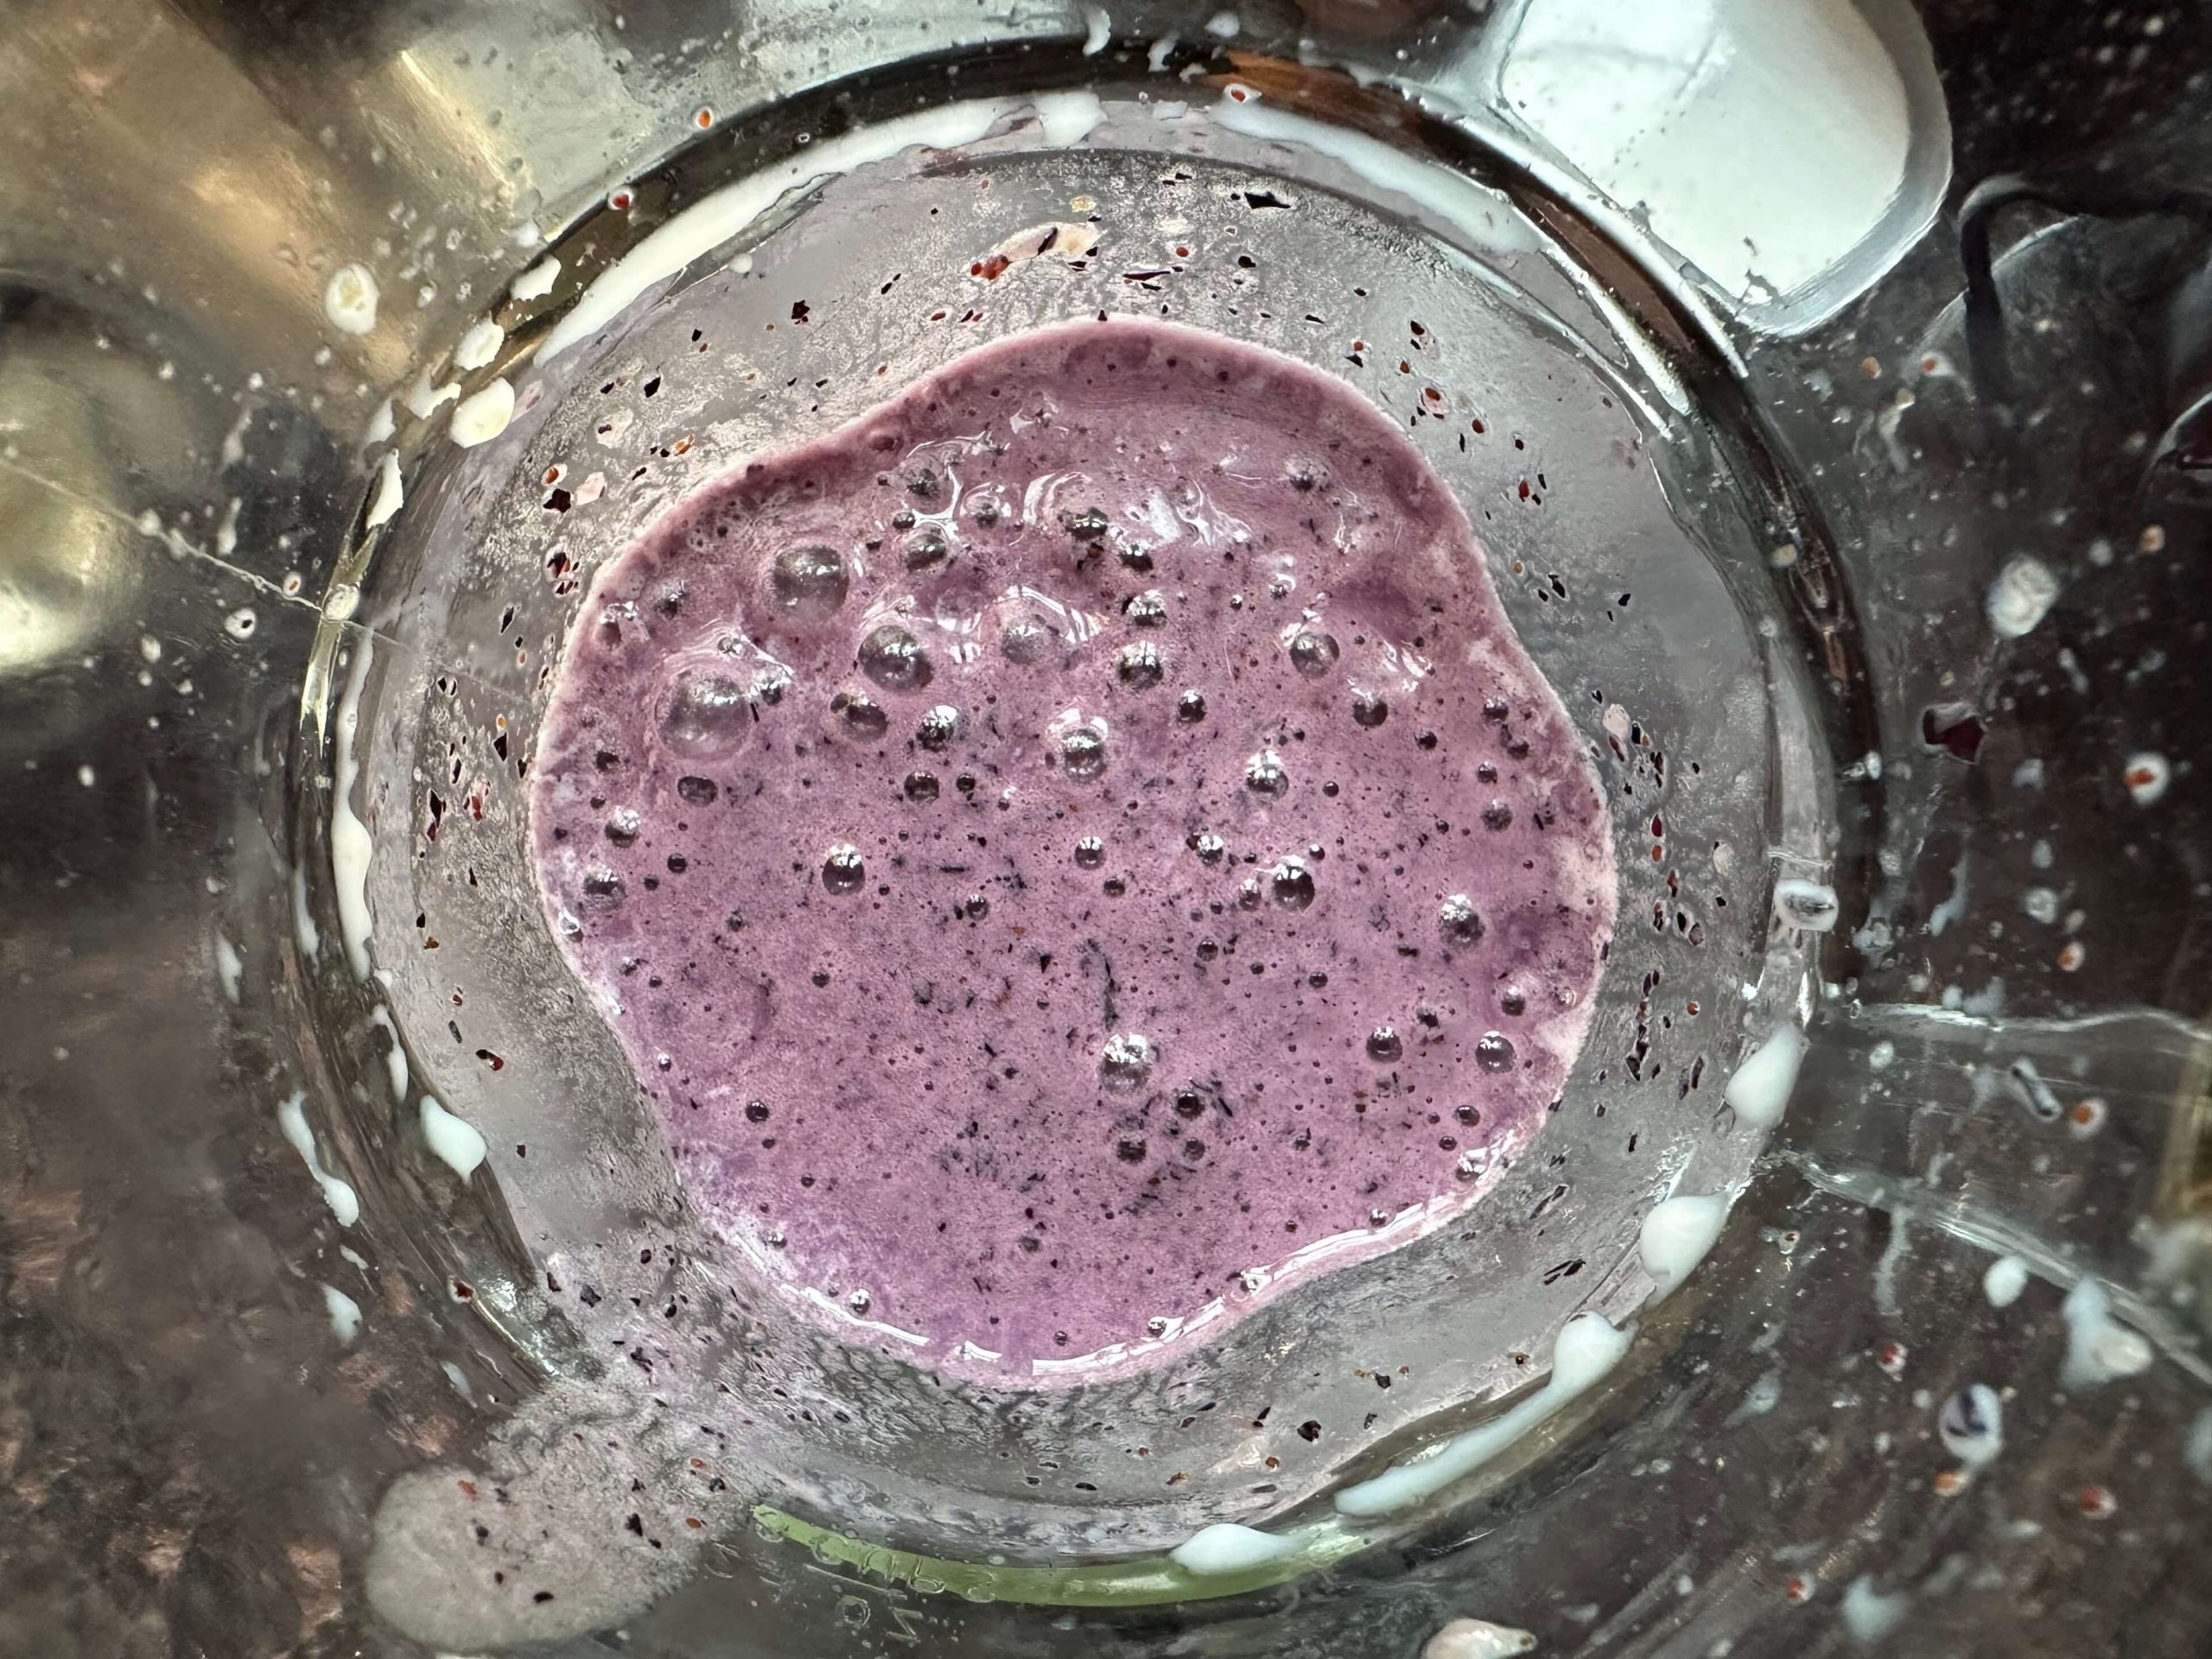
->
0, 2, 2207, 1656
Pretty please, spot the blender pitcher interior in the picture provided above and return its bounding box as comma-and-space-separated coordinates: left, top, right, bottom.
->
2, 2, 2209, 1657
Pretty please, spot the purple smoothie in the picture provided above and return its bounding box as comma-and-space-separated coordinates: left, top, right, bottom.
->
530, 319, 1614, 1384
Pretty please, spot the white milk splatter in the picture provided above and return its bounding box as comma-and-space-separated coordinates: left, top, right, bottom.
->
323, 1283, 364, 1345
404, 371, 461, 420
2059, 1277, 2152, 1389
1936, 1382, 2003, 1468
1082, 4, 1111, 54
2123, 751, 2171, 806
332, 641, 375, 979
1423, 1618, 1539, 1659
422, 1096, 488, 1179
1033, 89, 1106, 149
1871, 1210, 1911, 1317
1205, 10, 1241, 37
1982, 1255, 2029, 1308
367, 1004, 410, 1098
450, 378, 516, 448
1726, 1366, 1783, 1424
213, 934, 244, 1003
1639, 1192, 1730, 1295
1773, 877, 1840, 931
363, 397, 397, 446
323, 263, 381, 335
291, 866, 321, 960
510, 257, 561, 302
1839, 1573, 1910, 1644
1925, 853, 1969, 937
214, 496, 241, 556
276, 1090, 359, 1226
1986, 555, 2059, 639
365, 452, 404, 529
454, 318, 506, 372
1723, 1023, 1806, 1129
1169, 1522, 1295, 1576
1334, 1313, 1634, 1516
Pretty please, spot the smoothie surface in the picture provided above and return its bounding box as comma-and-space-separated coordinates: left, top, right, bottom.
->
530, 318, 1614, 1382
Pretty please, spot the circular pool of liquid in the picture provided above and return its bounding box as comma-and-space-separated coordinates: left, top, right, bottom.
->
530, 319, 1615, 1382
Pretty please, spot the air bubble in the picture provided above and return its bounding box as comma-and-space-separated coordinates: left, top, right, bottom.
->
1075, 836, 1106, 868
904, 524, 950, 571
662, 670, 753, 758
918, 704, 962, 750
1482, 801, 1513, 831
770, 543, 849, 620
1269, 856, 1315, 910
582, 868, 625, 905
1117, 642, 1164, 689
1475, 1032, 1516, 1073
1289, 629, 1340, 677
1192, 832, 1226, 864
1059, 723, 1108, 781
859, 624, 932, 692
677, 776, 718, 805
1177, 690, 1208, 723
1438, 893, 1484, 948
1351, 690, 1389, 728
822, 846, 866, 895
904, 772, 940, 803
1001, 620, 1051, 664
1124, 591, 1168, 628
605, 806, 641, 845
1063, 505, 1110, 541
1366, 1027, 1402, 1062
1100, 1033, 1156, 1090
1245, 750, 1289, 798
836, 693, 889, 738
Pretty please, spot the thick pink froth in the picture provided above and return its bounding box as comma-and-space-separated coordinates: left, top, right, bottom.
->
530, 318, 1614, 1383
